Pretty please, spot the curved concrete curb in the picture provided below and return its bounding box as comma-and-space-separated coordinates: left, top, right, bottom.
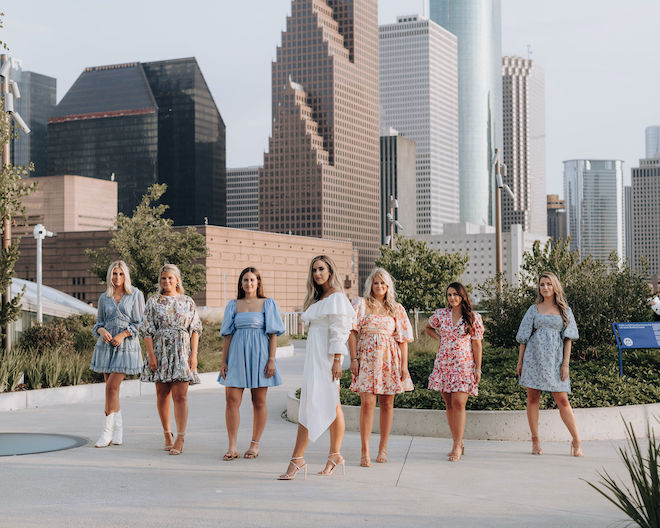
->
0, 345, 295, 412
286, 392, 660, 441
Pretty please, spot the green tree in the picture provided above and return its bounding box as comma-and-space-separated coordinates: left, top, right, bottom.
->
480, 238, 653, 356
375, 235, 469, 311
86, 184, 209, 296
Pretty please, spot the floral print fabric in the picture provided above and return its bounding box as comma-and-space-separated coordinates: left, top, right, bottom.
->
349, 298, 414, 395
140, 294, 202, 385
427, 308, 484, 396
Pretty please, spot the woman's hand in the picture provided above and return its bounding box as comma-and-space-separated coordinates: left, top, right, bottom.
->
516, 361, 523, 377
560, 363, 569, 381
265, 358, 276, 378
400, 366, 410, 381
148, 353, 158, 371
110, 332, 126, 347
331, 359, 342, 381
189, 353, 198, 372
473, 369, 482, 384
349, 358, 359, 379
99, 328, 112, 343
219, 361, 228, 379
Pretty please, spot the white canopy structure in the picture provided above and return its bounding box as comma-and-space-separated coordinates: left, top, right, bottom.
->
11, 278, 97, 318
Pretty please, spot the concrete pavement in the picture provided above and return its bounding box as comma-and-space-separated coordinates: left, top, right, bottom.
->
0, 341, 635, 527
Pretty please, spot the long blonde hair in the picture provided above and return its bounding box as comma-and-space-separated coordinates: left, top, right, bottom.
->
105, 260, 134, 296
303, 255, 344, 310
536, 271, 569, 326
158, 263, 185, 295
363, 268, 397, 316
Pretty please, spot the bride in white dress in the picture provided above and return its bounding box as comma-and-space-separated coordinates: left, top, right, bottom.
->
278, 255, 355, 480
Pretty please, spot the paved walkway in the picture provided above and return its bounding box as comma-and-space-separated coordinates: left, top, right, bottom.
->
0, 342, 634, 527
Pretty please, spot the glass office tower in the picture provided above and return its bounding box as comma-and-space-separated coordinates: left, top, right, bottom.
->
429, 0, 503, 226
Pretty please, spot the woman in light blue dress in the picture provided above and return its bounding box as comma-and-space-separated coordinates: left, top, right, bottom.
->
516, 271, 582, 457
90, 260, 145, 448
219, 267, 285, 461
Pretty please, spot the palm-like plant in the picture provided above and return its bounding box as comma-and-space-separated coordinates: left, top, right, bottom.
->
584, 419, 659, 528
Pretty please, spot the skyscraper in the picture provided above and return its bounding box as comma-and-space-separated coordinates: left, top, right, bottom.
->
48, 58, 226, 225
429, 0, 503, 225
563, 159, 624, 262
624, 185, 632, 263
546, 194, 567, 242
502, 56, 546, 235
631, 157, 660, 279
227, 166, 259, 230
11, 62, 56, 176
260, 0, 380, 285
379, 15, 459, 234
646, 125, 660, 158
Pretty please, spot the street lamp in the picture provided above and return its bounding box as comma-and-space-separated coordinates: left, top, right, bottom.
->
493, 148, 514, 292
385, 195, 403, 249
33, 224, 53, 324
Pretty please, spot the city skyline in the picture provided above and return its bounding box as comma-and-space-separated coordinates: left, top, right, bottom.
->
3, 1, 660, 196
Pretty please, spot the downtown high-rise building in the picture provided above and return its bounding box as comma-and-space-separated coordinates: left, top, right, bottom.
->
429, 0, 503, 226
646, 125, 660, 158
563, 159, 624, 262
546, 194, 567, 242
631, 157, 660, 279
260, 0, 380, 285
227, 166, 259, 231
48, 58, 226, 225
10, 61, 56, 177
624, 185, 632, 263
502, 56, 546, 235
379, 14, 459, 234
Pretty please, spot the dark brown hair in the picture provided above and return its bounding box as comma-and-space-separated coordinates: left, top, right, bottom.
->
237, 267, 265, 299
447, 282, 475, 336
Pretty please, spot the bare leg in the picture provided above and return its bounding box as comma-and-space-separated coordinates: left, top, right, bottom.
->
279, 424, 310, 479
448, 392, 468, 460
246, 387, 268, 457
552, 392, 582, 456
170, 381, 189, 452
156, 382, 173, 434
441, 392, 455, 454
104, 372, 125, 414
359, 393, 377, 466
319, 404, 345, 474
224, 387, 244, 456
377, 394, 394, 462
526, 388, 542, 454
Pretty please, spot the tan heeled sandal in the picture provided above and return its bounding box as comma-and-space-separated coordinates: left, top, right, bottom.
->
531, 436, 543, 455
163, 431, 174, 451
278, 457, 307, 480
244, 440, 260, 459
570, 441, 584, 457
318, 452, 345, 476
169, 432, 185, 455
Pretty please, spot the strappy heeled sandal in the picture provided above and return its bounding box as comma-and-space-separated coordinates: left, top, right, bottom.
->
360, 454, 371, 467
318, 452, 345, 476
376, 449, 388, 463
278, 457, 307, 480
570, 441, 584, 457
163, 431, 174, 451
169, 432, 185, 455
244, 440, 260, 459
531, 436, 543, 455
222, 450, 240, 461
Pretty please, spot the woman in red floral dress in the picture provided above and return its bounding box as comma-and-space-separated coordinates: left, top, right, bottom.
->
349, 268, 414, 467
425, 282, 483, 462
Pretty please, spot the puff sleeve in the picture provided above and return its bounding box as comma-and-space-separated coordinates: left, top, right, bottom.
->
516, 305, 536, 344
187, 297, 203, 335
92, 294, 107, 338
470, 312, 484, 340
220, 300, 237, 336
393, 303, 414, 343
428, 308, 443, 329
126, 289, 145, 337
140, 296, 158, 338
264, 298, 285, 336
351, 297, 366, 333
561, 307, 579, 341
327, 294, 356, 358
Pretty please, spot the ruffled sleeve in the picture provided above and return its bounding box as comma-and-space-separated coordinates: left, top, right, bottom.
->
187, 297, 203, 335
351, 297, 366, 333
393, 303, 414, 343
470, 312, 484, 340
220, 300, 236, 336
561, 307, 579, 341
516, 305, 536, 344
264, 298, 285, 336
303, 292, 355, 358
126, 289, 145, 337
428, 308, 443, 329
140, 296, 158, 338
92, 294, 107, 338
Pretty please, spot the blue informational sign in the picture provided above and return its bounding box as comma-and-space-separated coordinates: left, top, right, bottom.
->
611, 322, 660, 376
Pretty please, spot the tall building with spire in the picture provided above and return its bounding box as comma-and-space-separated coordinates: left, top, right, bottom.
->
259, 0, 380, 286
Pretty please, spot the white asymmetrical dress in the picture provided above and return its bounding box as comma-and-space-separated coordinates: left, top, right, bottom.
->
298, 292, 356, 442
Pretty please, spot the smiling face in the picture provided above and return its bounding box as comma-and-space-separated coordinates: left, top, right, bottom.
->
160, 271, 178, 295
241, 272, 259, 296
371, 274, 388, 300
312, 259, 331, 288
111, 267, 125, 290
539, 276, 555, 300
446, 287, 462, 309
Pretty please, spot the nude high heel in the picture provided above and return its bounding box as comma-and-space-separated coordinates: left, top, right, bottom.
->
531, 436, 543, 455
163, 430, 174, 451
570, 441, 584, 457
169, 432, 185, 455
278, 457, 307, 480
319, 452, 345, 476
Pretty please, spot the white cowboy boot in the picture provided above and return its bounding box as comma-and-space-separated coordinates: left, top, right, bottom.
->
111, 410, 123, 445
95, 413, 115, 448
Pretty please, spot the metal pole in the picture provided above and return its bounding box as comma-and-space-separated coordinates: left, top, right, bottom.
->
389, 195, 394, 249
494, 149, 503, 293
36, 234, 42, 323
1, 53, 12, 349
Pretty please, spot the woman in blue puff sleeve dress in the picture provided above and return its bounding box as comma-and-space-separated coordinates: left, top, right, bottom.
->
219, 267, 285, 461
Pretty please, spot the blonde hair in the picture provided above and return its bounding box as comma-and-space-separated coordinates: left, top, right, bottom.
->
303, 255, 344, 310
536, 271, 569, 326
158, 263, 185, 295
363, 268, 397, 316
105, 260, 134, 296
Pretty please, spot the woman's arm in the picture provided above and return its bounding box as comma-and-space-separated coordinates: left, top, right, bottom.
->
399, 341, 410, 380
472, 339, 483, 384
265, 333, 277, 378
424, 323, 440, 341
220, 335, 232, 379
516, 343, 526, 377
560, 339, 572, 381
348, 331, 359, 378
145, 336, 157, 371
189, 331, 199, 371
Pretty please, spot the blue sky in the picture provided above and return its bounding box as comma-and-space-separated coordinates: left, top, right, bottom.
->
4, 0, 660, 196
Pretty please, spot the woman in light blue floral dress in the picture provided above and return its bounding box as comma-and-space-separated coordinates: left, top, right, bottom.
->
141, 264, 202, 455
90, 260, 145, 448
516, 271, 582, 457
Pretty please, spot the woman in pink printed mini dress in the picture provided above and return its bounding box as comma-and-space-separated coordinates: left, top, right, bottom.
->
425, 282, 483, 462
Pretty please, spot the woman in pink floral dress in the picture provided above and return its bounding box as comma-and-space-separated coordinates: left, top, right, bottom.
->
348, 268, 413, 467
425, 282, 483, 462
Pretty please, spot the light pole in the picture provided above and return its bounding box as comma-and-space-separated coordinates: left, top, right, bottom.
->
1, 54, 31, 349
385, 195, 403, 249
33, 224, 53, 324
493, 148, 515, 292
